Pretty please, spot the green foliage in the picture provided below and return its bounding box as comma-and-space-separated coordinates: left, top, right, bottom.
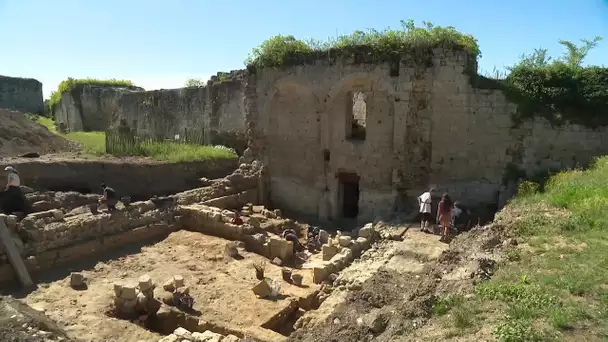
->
185, 78, 205, 87
245, 20, 480, 69
477, 156, 608, 340
49, 78, 135, 113
26, 115, 236, 162
485, 36, 607, 128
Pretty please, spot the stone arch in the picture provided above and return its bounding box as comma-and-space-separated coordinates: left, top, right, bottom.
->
265, 79, 323, 217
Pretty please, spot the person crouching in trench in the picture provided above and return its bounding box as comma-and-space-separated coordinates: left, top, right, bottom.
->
98, 182, 118, 211
282, 229, 304, 254
2, 166, 28, 215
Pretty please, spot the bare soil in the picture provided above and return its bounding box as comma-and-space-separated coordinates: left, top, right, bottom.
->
24, 230, 320, 342
289, 224, 507, 342
0, 110, 78, 157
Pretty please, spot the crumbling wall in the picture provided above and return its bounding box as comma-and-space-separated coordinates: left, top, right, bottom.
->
54, 85, 144, 132
251, 48, 608, 222
0, 75, 44, 114
113, 72, 248, 153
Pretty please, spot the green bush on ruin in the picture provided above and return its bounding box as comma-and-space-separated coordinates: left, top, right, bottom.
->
480, 37, 608, 128
245, 20, 481, 70
48, 77, 135, 114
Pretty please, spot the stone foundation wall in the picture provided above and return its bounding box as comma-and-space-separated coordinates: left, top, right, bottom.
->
0, 75, 43, 114
0, 163, 262, 286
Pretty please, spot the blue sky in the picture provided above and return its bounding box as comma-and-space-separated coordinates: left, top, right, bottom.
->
1, 0, 606, 99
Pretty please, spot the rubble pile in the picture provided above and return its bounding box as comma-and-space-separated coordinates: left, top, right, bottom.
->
158, 327, 240, 342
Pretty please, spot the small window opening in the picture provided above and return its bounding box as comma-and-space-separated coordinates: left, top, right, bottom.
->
346, 91, 366, 141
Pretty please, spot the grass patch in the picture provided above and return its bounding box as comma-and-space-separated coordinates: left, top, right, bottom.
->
27, 115, 237, 162
471, 156, 608, 341
245, 19, 480, 70
49, 77, 135, 113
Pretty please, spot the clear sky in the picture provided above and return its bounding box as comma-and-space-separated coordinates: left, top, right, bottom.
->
1, 0, 607, 99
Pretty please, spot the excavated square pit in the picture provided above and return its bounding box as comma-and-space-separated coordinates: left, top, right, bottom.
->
23, 230, 321, 342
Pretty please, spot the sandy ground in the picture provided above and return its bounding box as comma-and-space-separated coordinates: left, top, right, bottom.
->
24, 230, 319, 342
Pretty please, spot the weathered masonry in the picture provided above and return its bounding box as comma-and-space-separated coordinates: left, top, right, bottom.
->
249, 48, 608, 223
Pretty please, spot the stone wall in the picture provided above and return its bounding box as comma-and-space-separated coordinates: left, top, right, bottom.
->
113, 72, 248, 153
53, 85, 144, 132
0, 163, 262, 286
0, 75, 44, 114
250, 49, 608, 223
0, 158, 237, 200
53, 72, 248, 154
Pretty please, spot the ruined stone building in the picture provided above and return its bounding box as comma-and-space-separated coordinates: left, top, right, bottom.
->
55, 48, 608, 224
249, 48, 608, 223
0, 75, 44, 114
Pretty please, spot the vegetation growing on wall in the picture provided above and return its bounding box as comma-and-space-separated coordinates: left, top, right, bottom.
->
479, 37, 607, 128
48, 77, 135, 114
185, 78, 205, 87
245, 20, 480, 70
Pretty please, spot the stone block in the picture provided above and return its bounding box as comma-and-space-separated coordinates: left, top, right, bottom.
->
194, 330, 224, 342
271, 257, 282, 266
113, 281, 124, 297
356, 237, 370, 250
224, 335, 240, 342
173, 327, 192, 340
252, 279, 272, 298
338, 236, 352, 247
269, 235, 293, 261
225, 242, 239, 258
51, 209, 64, 221
173, 275, 184, 288
120, 283, 138, 300
162, 279, 175, 292
122, 298, 138, 313
158, 334, 179, 342
318, 229, 329, 244
322, 244, 339, 261
358, 223, 373, 239
70, 272, 85, 288
32, 200, 53, 212
313, 266, 327, 284
138, 274, 153, 292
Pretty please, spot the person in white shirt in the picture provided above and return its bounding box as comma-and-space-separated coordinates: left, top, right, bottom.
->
418, 187, 436, 233
3, 166, 27, 215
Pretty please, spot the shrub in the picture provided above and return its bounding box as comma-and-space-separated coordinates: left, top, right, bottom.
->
245, 20, 480, 69
49, 78, 135, 113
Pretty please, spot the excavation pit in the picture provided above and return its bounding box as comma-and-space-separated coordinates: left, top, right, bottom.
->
22, 230, 324, 342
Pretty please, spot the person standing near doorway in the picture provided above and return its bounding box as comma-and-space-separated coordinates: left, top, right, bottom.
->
418, 187, 435, 233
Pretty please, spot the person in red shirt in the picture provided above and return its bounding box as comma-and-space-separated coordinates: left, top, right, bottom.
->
437, 193, 454, 242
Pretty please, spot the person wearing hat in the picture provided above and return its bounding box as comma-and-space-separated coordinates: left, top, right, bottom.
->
3, 166, 27, 215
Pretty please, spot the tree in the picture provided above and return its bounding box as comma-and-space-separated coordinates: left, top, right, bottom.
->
184, 78, 205, 87
558, 36, 603, 68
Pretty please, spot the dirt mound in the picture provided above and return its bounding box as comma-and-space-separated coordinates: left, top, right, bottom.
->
0, 296, 77, 342
0, 110, 77, 157
289, 224, 509, 342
